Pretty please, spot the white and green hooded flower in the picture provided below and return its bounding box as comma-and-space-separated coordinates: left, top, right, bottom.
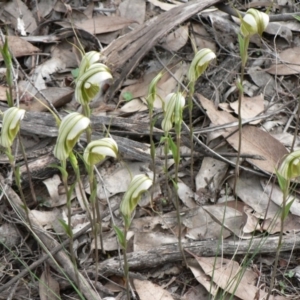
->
161, 92, 185, 133
75, 52, 112, 105
0, 107, 25, 148
187, 48, 216, 83
83, 137, 118, 166
240, 8, 269, 37
53, 112, 90, 161
120, 174, 153, 219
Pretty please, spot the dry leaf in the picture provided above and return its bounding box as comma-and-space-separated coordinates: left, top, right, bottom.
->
203, 205, 246, 238
229, 172, 279, 219
177, 181, 198, 208
261, 180, 300, 217
198, 94, 288, 173
133, 279, 174, 300
148, 0, 182, 11
248, 67, 278, 97
134, 232, 181, 251
0, 36, 40, 61
160, 24, 189, 52
75, 15, 136, 34
1, 1, 37, 34
195, 257, 264, 300
0, 223, 20, 247
20, 87, 73, 112
265, 22, 292, 45
0, 85, 13, 101
229, 94, 264, 125
227, 125, 288, 174
119, 0, 146, 29
190, 22, 217, 53
39, 268, 60, 300
195, 156, 228, 198
266, 47, 300, 75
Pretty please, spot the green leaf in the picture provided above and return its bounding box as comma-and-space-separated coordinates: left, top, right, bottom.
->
59, 219, 73, 237
283, 197, 295, 220
168, 136, 178, 162
71, 68, 79, 79
48, 164, 68, 179
293, 15, 300, 22
276, 170, 289, 193
113, 225, 126, 249
123, 91, 133, 102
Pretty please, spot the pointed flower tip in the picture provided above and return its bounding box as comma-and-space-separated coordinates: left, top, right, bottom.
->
53, 112, 90, 161
0, 107, 25, 148
240, 8, 269, 37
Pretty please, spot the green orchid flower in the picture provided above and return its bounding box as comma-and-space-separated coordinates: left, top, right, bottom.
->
0, 107, 25, 148
278, 150, 300, 181
187, 48, 216, 83
75, 53, 112, 105
78, 51, 101, 78
53, 112, 90, 161
161, 92, 185, 133
83, 137, 118, 166
120, 174, 153, 220
240, 8, 269, 37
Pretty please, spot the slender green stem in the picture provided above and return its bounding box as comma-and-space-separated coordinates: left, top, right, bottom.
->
149, 108, 156, 209
61, 159, 79, 286
5, 146, 32, 229
123, 225, 130, 300
188, 83, 195, 191
267, 187, 288, 299
174, 130, 187, 267
82, 104, 92, 143
234, 36, 249, 193
164, 135, 172, 201
17, 132, 37, 206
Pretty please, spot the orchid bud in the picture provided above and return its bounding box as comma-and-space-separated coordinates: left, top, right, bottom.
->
83, 137, 118, 166
53, 112, 90, 161
240, 8, 269, 37
148, 72, 163, 106
120, 174, 152, 219
0, 107, 25, 148
187, 48, 216, 83
161, 92, 185, 133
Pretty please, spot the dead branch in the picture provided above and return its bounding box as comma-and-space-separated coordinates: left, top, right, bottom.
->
94, 233, 300, 276
102, 0, 223, 100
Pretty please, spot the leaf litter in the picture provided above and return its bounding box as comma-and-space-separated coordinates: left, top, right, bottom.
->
1, 1, 300, 299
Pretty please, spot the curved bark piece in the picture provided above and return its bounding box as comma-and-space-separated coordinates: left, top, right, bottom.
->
102, 0, 222, 100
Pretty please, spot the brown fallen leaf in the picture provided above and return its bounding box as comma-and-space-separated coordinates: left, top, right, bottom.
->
19, 87, 73, 112
189, 255, 286, 300
0, 85, 11, 101
133, 279, 174, 300
160, 24, 189, 52
0, 36, 40, 61
39, 268, 60, 300
266, 47, 300, 75
227, 125, 288, 174
198, 94, 288, 174
229, 94, 264, 125
75, 15, 137, 34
